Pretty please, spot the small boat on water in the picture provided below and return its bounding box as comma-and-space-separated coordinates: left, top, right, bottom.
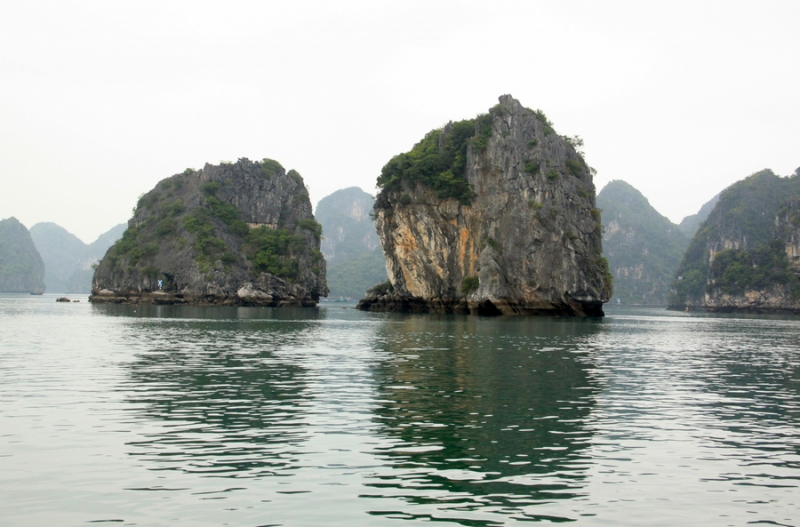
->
29, 291, 44, 295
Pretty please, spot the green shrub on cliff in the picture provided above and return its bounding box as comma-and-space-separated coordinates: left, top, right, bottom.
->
110, 227, 142, 265
245, 226, 305, 280
524, 160, 540, 175
376, 116, 490, 205
155, 218, 177, 238
461, 276, 479, 294
259, 158, 283, 179
201, 181, 221, 196
533, 109, 554, 136
566, 158, 585, 177
297, 218, 323, 238
709, 240, 800, 296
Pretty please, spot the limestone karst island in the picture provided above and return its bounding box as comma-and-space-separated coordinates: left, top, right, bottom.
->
85, 95, 612, 315
82, 95, 800, 316
89, 159, 328, 306
357, 95, 612, 316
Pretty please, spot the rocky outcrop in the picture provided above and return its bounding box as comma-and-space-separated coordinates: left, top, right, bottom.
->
358, 95, 611, 316
90, 158, 328, 306
0, 217, 46, 293
597, 180, 688, 305
669, 168, 800, 313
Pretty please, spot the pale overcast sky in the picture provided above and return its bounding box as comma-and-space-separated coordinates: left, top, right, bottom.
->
1, 0, 798, 242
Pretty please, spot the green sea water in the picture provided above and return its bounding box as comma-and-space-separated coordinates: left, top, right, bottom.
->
1, 294, 798, 526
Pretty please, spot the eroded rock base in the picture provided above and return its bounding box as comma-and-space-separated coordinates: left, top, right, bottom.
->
357, 292, 604, 317
89, 291, 317, 307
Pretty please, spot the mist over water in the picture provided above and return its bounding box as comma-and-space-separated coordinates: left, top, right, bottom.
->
1, 295, 798, 526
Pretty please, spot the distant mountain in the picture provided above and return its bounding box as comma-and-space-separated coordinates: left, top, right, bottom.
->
670, 167, 800, 313
315, 187, 387, 298
597, 180, 689, 305
0, 217, 45, 293
30, 222, 125, 293
678, 192, 720, 237
326, 247, 388, 300
89, 223, 126, 259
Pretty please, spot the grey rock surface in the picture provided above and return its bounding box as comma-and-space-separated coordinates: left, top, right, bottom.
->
90, 158, 327, 306
358, 95, 611, 316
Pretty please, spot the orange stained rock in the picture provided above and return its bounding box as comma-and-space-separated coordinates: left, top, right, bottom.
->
395, 224, 418, 258
459, 227, 470, 265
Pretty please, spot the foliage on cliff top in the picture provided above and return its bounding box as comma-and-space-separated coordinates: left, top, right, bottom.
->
376, 113, 494, 205
670, 168, 800, 305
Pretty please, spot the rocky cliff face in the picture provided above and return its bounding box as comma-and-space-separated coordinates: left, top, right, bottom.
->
358, 95, 611, 316
0, 217, 45, 293
90, 158, 327, 306
597, 180, 688, 305
669, 168, 800, 313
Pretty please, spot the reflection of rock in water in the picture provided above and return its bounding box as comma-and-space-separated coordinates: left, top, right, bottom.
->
120, 310, 321, 478
366, 314, 603, 521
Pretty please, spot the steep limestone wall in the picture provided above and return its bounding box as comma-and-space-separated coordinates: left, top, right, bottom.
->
358, 95, 611, 316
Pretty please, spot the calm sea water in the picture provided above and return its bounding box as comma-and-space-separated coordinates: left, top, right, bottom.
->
1, 294, 799, 526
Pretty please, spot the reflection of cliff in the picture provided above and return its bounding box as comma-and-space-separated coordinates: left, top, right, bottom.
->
365, 314, 603, 518
119, 308, 322, 477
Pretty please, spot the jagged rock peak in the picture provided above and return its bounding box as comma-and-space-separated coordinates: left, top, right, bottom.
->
358, 95, 612, 316
90, 158, 328, 306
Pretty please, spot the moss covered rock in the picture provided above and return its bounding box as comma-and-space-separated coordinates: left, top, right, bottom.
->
90, 158, 327, 306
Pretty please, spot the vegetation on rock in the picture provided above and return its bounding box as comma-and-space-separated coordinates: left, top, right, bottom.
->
376, 113, 495, 205
361, 95, 609, 316
670, 168, 800, 309
92, 158, 327, 305
709, 240, 800, 297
